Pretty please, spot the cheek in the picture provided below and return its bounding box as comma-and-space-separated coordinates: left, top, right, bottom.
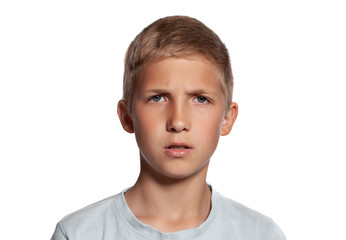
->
202, 109, 224, 131
132, 110, 162, 146
195, 115, 224, 143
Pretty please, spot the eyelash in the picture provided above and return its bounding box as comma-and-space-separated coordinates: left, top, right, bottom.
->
194, 96, 210, 104
149, 95, 210, 104
149, 95, 165, 102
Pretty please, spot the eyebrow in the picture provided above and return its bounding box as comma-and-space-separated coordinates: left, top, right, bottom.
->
143, 89, 168, 95
186, 89, 218, 96
143, 88, 218, 96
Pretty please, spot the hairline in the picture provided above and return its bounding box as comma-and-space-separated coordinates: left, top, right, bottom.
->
126, 54, 231, 113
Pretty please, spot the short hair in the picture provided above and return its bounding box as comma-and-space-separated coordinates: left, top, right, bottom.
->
123, 16, 233, 111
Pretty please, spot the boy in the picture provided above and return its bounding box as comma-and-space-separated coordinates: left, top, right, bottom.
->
51, 16, 286, 239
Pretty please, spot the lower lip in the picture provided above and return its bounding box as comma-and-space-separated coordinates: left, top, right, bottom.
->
165, 148, 192, 158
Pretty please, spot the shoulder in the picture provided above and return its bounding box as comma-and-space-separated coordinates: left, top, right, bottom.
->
60, 195, 116, 224
217, 192, 271, 226
215, 192, 286, 240
56, 194, 120, 238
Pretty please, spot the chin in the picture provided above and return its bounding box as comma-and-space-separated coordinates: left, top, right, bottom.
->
140, 155, 209, 181
162, 172, 194, 180
156, 163, 209, 181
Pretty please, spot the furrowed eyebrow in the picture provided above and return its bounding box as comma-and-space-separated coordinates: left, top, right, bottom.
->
144, 89, 168, 94
141, 88, 217, 97
187, 89, 217, 96
139, 89, 170, 99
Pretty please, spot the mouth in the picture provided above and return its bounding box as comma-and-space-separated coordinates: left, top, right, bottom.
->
165, 143, 192, 157
165, 143, 192, 149
167, 145, 191, 149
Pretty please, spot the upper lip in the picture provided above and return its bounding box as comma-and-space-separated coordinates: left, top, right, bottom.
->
165, 143, 192, 149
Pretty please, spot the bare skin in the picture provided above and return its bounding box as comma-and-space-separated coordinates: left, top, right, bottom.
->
124, 158, 212, 232
118, 56, 238, 233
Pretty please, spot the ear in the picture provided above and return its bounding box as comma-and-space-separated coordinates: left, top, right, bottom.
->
117, 100, 134, 133
221, 102, 238, 136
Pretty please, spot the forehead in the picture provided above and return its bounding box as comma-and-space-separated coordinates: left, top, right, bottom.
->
136, 56, 223, 91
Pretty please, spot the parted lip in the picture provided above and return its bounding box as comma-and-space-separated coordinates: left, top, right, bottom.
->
165, 143, 192, 149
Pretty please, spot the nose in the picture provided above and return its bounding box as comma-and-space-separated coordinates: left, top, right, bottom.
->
166, 102, 190, 133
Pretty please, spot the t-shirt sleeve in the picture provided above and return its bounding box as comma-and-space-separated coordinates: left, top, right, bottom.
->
51, 223, 67, 240
269, 219, 286, 240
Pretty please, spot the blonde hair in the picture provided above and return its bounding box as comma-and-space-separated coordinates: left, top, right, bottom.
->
123, 16, 233, 111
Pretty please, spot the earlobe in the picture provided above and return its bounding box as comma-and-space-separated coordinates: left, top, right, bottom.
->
117, 100, 134, 133
221, 102, 238, 136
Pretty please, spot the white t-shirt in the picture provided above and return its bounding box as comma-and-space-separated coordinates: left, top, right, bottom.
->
51, 187, 286, 240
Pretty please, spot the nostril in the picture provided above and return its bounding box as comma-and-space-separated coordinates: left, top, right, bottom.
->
168, 123, 187, 133
166, 107, 190, 132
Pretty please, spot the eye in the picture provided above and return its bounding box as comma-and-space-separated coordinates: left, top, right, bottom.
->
194, 96, 209, 104
150, 95, 165, 102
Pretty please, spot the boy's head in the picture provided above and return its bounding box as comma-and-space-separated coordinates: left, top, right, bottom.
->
118, 16, 238, 179
122, 16, 233, 111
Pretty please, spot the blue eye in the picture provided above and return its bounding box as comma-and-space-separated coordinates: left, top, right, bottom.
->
150, 95, 164, 102
195, 96, 209, 103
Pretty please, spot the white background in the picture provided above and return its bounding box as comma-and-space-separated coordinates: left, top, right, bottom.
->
1, 0, 345, 239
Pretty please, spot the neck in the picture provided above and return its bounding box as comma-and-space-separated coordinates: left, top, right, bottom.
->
124, 158, 212, 232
